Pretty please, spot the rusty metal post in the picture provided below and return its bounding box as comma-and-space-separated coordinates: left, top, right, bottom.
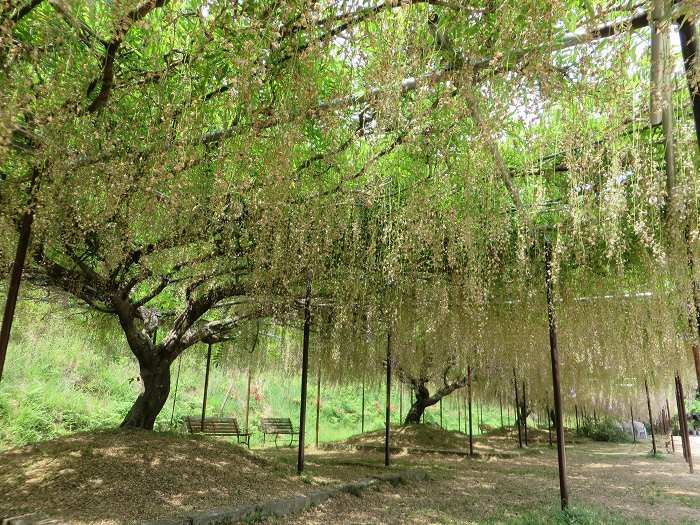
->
545, 237, 569, 510
297, 280, 311, 474
666, 397, 674, 453
645, 379, 657, 456
201, 343, 213, 429
468, 365, 473, 456
315, 362, 321, 448
513, 369, 522, 448
384, 330, 392, 467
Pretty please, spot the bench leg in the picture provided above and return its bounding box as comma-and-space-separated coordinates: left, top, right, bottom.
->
289, 434, 293, 448
275, 434, 280, 448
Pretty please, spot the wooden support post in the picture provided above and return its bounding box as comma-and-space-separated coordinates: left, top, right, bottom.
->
676, 373, 694, 473
169, 355, 182, 427
545, 237, 569, 510
245, 368, 252, 433
0, 170, 37, 384
575, 404, 579, 434
513, 369, 522, 448
297, 281, 311, 475
201, 343, 213, 429
630, 404, 636, 443
645, 379, 657, 456
666, 397, 675, 453
385, 330, 392, 467
468, 366, 473, 456
315, 362, 321, 448
440, 398, 443, 429
361, 377, 365, 434
399, 383, 403, 423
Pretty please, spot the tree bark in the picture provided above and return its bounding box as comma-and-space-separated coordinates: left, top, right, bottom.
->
404, 383, 430, 424
403, 375, 468, 424
121, 356, 172, 429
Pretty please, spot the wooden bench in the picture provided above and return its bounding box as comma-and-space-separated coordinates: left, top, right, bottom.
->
260, 417, 299, 447
185, 416, 251, 447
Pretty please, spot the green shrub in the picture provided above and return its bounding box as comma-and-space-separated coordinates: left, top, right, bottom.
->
577, 417, 628, 442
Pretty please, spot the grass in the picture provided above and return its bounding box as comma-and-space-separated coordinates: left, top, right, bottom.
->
0, 297, 511, 449
494, 505, 686, 525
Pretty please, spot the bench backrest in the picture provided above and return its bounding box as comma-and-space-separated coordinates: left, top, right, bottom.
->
260, 417, 295, 433
185, 416, 242, 434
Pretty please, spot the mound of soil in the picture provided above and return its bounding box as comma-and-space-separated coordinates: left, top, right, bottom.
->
0, 429, 304, 524
344, 423, 482, 451
341, 423, 577, 455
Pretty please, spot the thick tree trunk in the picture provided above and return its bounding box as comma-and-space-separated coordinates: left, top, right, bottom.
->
404, 383, 433, 424
121, 357, 172, 430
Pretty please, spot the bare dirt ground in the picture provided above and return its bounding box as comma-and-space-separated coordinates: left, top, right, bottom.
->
263, 435, 700, 525
1, 427, 698, 524
0, 429, 311, 524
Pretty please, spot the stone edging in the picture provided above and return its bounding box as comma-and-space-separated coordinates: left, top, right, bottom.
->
2, 470, 429, 525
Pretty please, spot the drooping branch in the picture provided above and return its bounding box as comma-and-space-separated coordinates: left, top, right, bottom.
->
87, 0, 168, 112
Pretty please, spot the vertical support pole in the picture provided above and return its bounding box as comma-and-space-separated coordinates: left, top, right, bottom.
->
440, 398, 443, 429
297, 280, 311, 475
399, 383, 403, 423
545, 236, 569, 510
463, 392, 467, 433
499, 395, 504, 429
676, 373, 694, 473
0, 169, 38, 383
513, 369, 522, 448
385, 330, 392, 467
676, 376, 689, 461
575, 404, 579, 434
630, 404, 636, 443
245, 368, 252, 433
201, 343, 213, 429
666, 397, 675, 452
169, 355, 182, 427
522, 381, 528, 446
361, 377, 365, 434
457, 388, 461, 432
315, 362, 321, 448
645, 379, 657, 456
468, 365, 473, 456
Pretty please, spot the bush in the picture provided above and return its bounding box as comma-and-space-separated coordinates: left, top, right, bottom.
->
577, 417, 628, 442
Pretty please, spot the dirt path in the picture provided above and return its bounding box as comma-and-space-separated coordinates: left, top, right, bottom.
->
264, 437, 700, 524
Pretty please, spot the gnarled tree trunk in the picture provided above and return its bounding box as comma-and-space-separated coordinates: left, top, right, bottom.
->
404, 383, 431, 424
121, 355, 172, 429
403, 375, 469, 425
